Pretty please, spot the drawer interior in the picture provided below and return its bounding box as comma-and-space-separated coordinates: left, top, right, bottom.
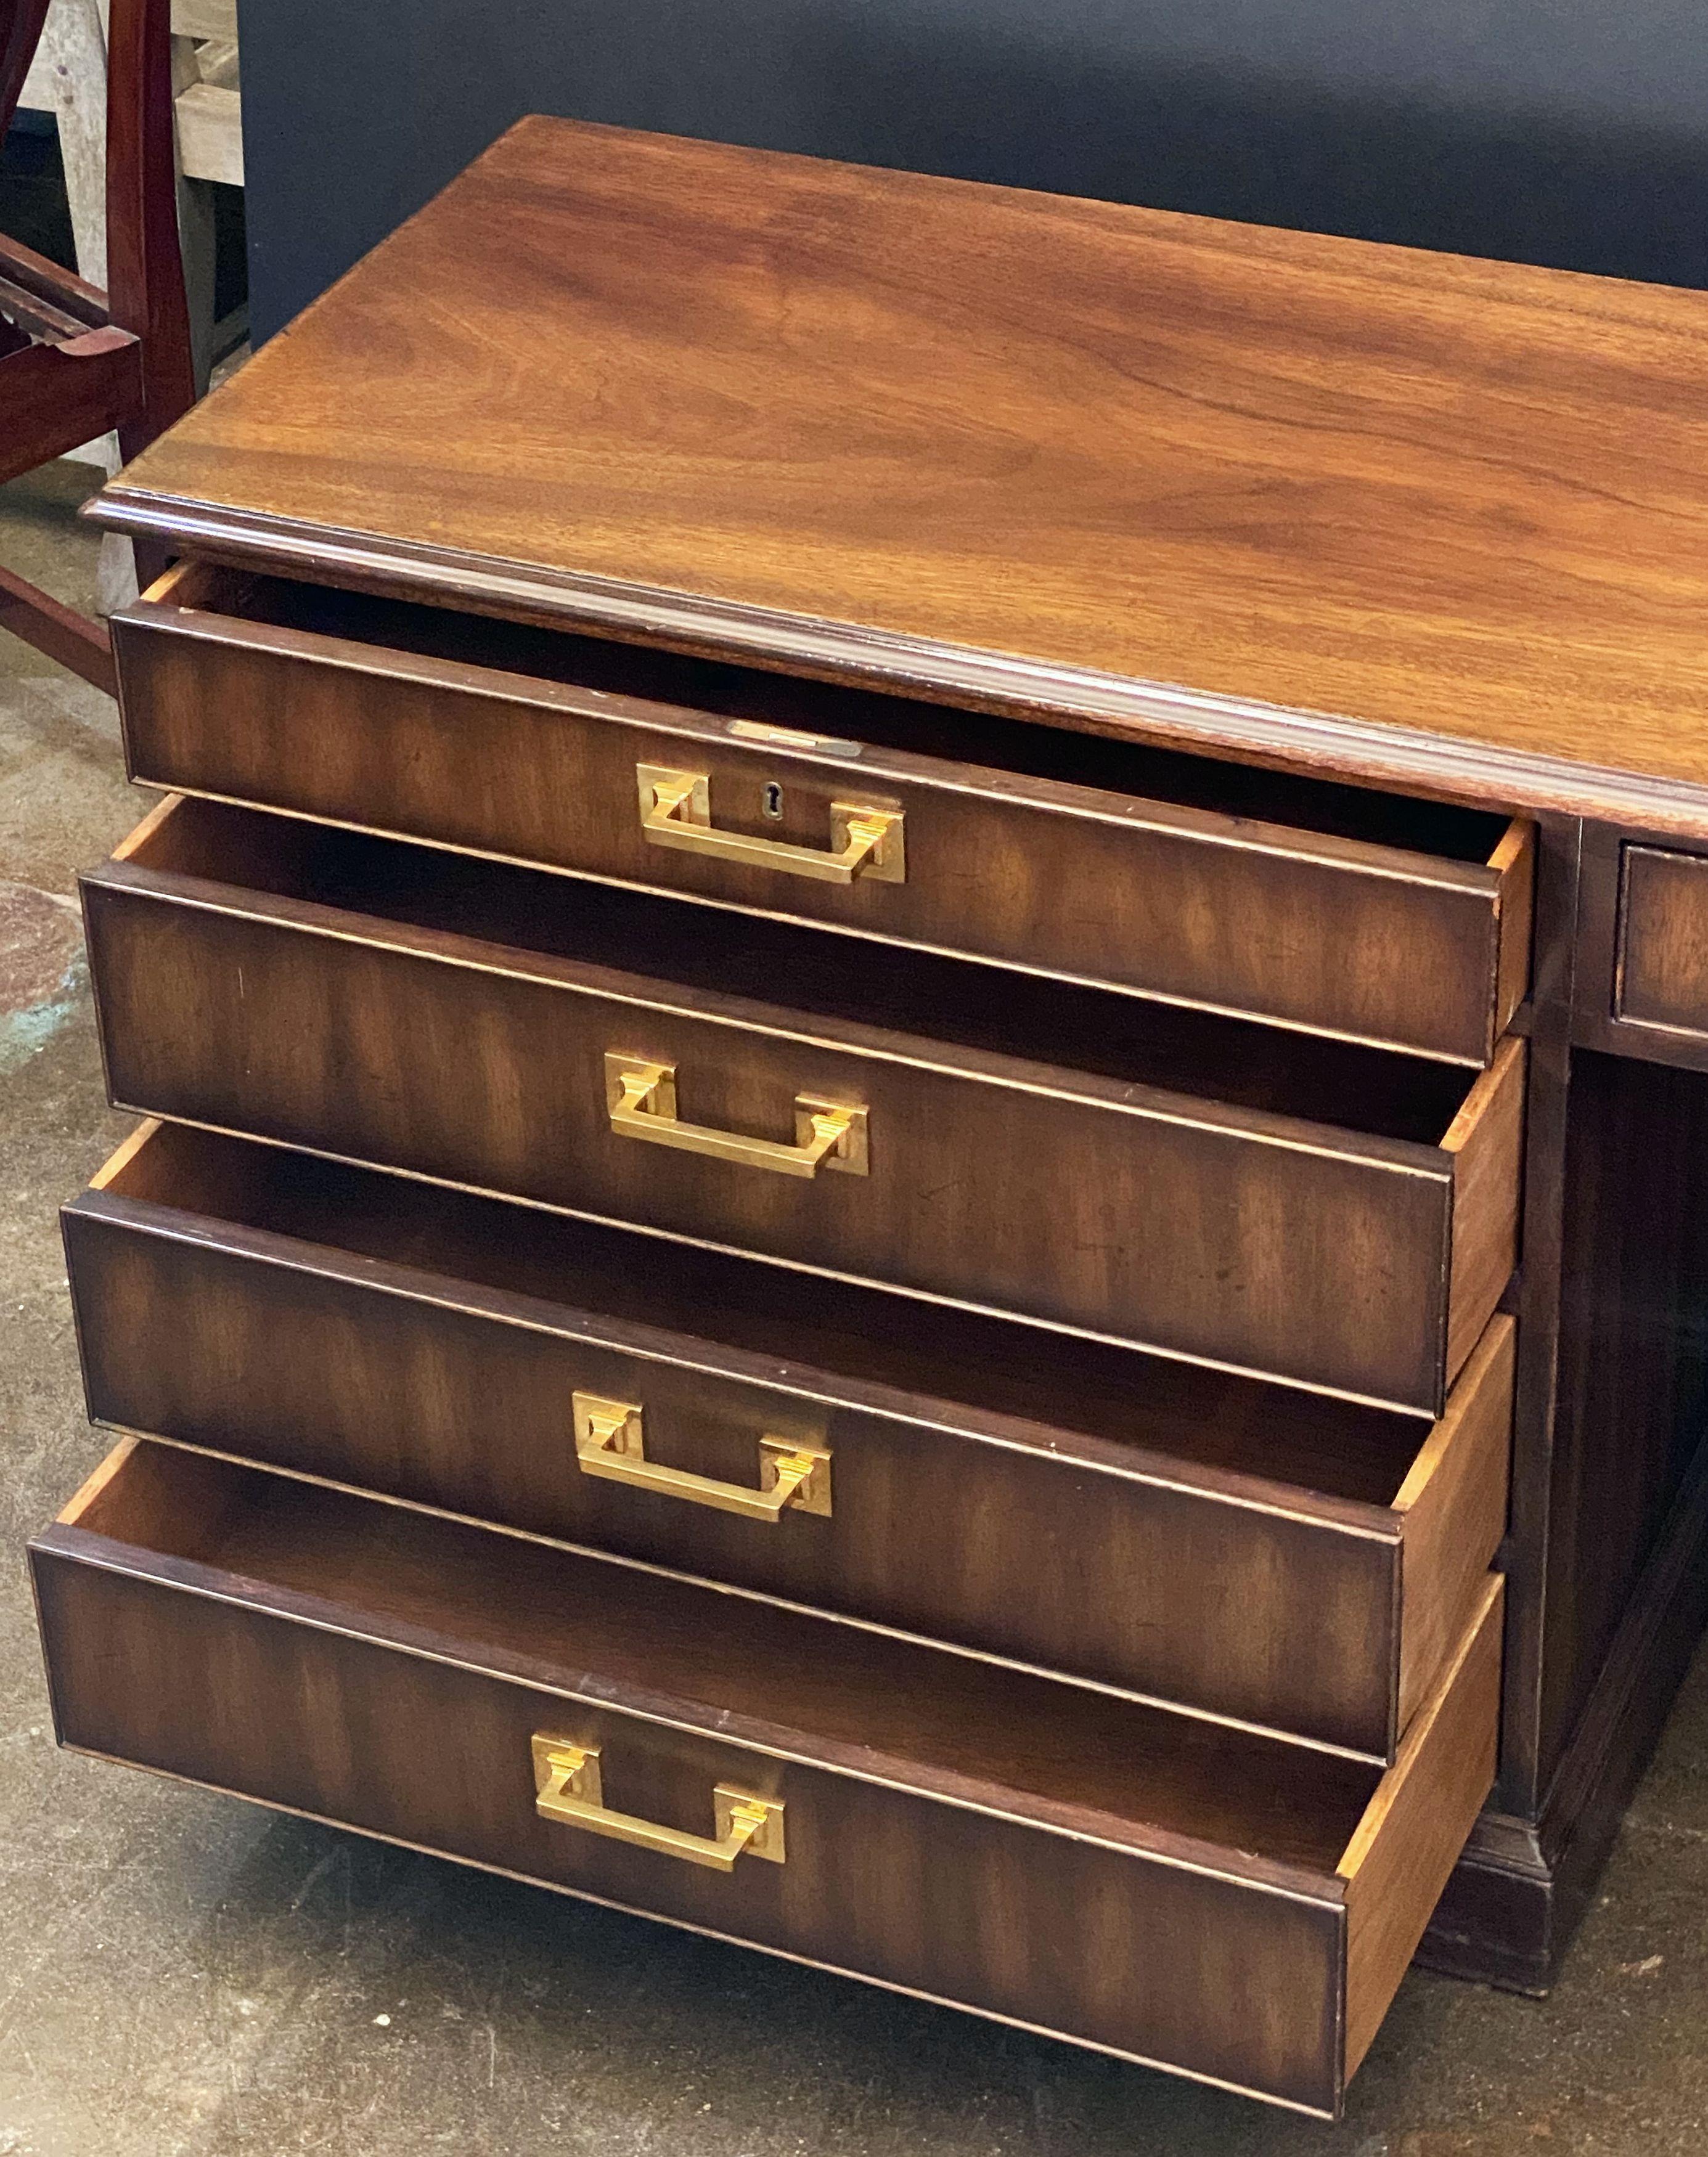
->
68, 1437, 1391, 1869
98, 1120, 1447, 1509
168, 561, 1513, 866
123, 795, 1482, 1148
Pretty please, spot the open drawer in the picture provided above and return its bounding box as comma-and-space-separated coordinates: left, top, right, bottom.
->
113, 561, 1533, 1065
80, 797, 1526, 1413
32, 1438, 1503, 2118
65, 1120, 1513, 1761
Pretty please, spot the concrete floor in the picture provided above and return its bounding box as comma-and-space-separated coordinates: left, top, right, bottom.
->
4, 467, 1708, 2157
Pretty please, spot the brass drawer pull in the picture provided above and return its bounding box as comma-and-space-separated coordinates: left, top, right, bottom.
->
533, 1735, 785, 1870
573, 1391, 832, 1519
605, 1052, 868, 1177
637, 763, 905, 884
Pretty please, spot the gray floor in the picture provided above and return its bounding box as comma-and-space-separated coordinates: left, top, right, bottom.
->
5, 465, 1708, 2157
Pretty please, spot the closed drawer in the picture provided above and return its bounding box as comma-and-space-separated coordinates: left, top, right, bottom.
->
66, 1120, 1513, 1761
82, 799, 1525, 1413
114, 563, 1534, 1065
1617, 845, 1708, 1042
33, 1438, 1503, 2118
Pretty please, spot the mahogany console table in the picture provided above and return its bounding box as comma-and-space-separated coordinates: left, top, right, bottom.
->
30, 118, 1708, 2118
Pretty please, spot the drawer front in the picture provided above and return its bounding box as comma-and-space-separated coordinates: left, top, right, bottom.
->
1617, 845, 1708, 1041
63, 1148, 1517, 1756
114, 579, 1532, 1063
36, 1552, 1343, 2110
33, 1448, 1505, 2120
81, 868, 1518, 1410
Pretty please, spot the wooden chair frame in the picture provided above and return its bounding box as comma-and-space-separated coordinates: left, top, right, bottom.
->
0, 0, 193, 692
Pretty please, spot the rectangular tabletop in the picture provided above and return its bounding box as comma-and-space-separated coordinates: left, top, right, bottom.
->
93, 116, 1708, 828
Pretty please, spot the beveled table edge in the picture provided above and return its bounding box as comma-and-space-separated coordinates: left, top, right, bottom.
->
88, 487, 1708, 842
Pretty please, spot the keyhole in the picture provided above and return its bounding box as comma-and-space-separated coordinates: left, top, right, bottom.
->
762, 781, 784, 821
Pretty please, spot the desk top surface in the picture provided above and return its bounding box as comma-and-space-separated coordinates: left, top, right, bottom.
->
96, 116, 1708, 825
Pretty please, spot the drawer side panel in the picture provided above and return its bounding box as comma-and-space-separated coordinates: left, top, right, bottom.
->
1342, 1578, 1503, 2076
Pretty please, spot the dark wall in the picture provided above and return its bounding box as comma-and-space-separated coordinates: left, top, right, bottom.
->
239, 0, 1708, 341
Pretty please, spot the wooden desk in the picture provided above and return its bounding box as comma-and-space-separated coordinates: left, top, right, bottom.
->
31, 118, 1708, 2117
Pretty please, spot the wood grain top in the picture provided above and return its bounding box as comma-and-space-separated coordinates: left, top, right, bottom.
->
92, 117, 1708, 823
